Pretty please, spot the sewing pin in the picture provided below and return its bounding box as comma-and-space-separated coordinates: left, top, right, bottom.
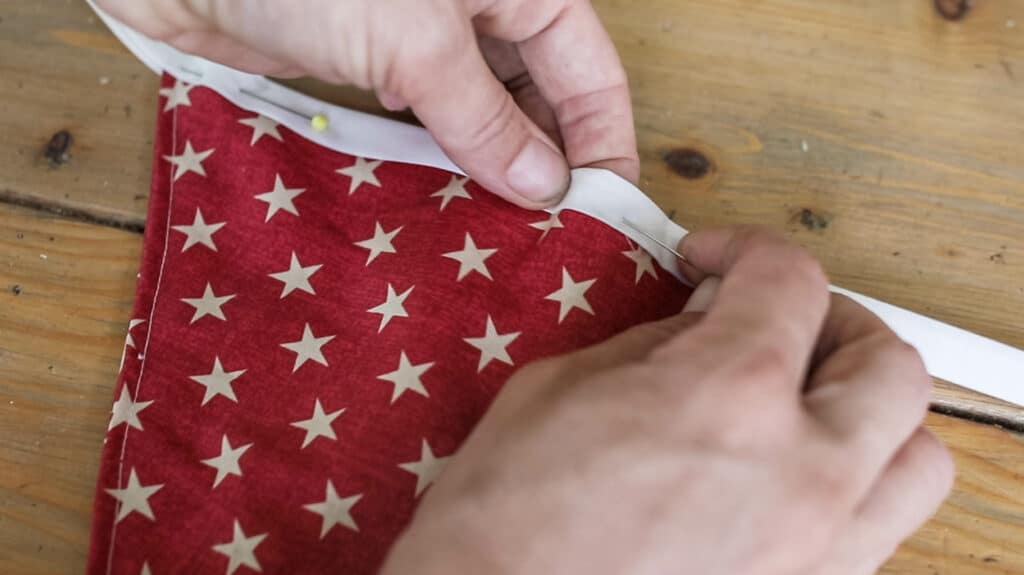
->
238, 87, 330, 132
621, 218, 688, 263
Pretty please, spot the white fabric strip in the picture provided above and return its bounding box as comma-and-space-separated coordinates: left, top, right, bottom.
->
90, 3, 1024, 408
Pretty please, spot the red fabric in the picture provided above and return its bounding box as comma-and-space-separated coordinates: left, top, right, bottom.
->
88, 74, 691, 575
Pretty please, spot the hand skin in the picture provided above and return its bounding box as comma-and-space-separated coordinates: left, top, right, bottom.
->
95, 0, 639, 208
381, 227, 955, 575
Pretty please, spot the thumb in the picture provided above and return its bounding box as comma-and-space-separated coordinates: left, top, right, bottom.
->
396, 24, 570, 208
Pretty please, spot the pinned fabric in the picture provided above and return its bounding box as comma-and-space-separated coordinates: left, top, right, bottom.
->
89, 75, 692, 575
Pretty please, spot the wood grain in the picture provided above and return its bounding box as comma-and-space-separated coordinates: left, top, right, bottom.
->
0, 207, 1021, 573
0, 0, 1023, 572
1, 0, 1021, 420
0, 205, 140, 574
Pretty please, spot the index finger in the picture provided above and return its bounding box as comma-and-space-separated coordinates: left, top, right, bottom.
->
477, 0, 640, 182
669, 226, 832, 384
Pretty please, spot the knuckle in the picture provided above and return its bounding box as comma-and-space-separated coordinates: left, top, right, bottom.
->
914, 431, 956, 497
389, 1, 472, 88
735, 340, 793, 384
877, 337, 932, 402
799, 450, 858, 510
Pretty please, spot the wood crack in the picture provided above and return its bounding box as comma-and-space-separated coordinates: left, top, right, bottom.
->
0, 189, 144, 234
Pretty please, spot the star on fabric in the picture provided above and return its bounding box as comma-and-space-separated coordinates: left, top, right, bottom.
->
622, 245, 658, 284
377, 351, 434, 403
443, 233, 497, 281
163, 141, 214, 181
545, 267, 597, 323
105, 468, 163, 523
189, 357, 246, 406
202, 435, 253, 489
158, 79, 193, 112
140, 562, 152, 575
303, 480, 362, 538
336, 157, 382, 194
291, 399, 345, 449
280, 323, 335, 372
255, 174, 305, 222
108, 387, 153, 431
464, 315, 521, 372
268, 252, 322, 298
181, 282, 236, 323
354, 222, 402, 265
171, 208, 225, 252
119, 318, 146, 371
212, 519, 268, 575
398, 439, 451, 497
430, 176, 472, 211
368, 283, 414, 332
124, 319, 146, 350
529, 212, 564, 241
238, 114, 283, 145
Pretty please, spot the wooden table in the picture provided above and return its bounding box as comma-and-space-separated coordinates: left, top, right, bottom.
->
1, 0, 1022, 572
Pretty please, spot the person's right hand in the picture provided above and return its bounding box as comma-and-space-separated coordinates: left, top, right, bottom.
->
381, 227, 955, 575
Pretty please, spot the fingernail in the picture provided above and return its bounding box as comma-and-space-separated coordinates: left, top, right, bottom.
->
682, 276, 720, 313
506, 139, 569, 203
378, 91, 408, 111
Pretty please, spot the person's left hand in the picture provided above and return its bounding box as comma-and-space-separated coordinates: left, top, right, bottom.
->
95, 0, 639, 208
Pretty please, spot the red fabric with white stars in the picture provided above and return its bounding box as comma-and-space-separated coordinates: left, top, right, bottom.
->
88, 74, 692, 575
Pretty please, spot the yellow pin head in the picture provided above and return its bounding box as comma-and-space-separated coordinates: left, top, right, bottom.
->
311, 113, 329, 132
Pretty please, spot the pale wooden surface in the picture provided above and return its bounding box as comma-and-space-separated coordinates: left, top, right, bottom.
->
1, 203, 1022, 574
0, 0, 1022, 573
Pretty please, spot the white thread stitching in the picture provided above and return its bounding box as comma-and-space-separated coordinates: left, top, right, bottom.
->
105, 93, 179, 575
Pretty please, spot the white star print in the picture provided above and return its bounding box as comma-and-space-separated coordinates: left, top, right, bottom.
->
303, 480, 362, 538
140, 562, 152, 575
105, 468, 163, 523
529, 212, 564, 241
336, 157, 382, 194
158, 79, 193, 112
202, 435, 252, 489
443, 233, 497, 281
464, 315, 521, 372
280, 323, 336, 372
119, 318, 146, 370
268, 252, 322, 298
291, 399, 345, 449
237, 115, 283, 145
189, 357, 246, 406
125, 319, 145, 350
353, 222, 402, 265
163, 141, 214, 181
108, 387, 153, 431
171, 208, 225, 252
377, 351, 434, 403
398, 439, 451, 497
430, 176, 472, 211
212, 519, 267, 575
545, 267, 597, 323
622, 245, 658, 284
368, 283, 414, 332
254, 174, 305, 222
181, 282, 235, 323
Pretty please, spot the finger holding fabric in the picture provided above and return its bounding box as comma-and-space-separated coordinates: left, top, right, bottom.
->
94, 0, 639, 208
381, 227, 952, 575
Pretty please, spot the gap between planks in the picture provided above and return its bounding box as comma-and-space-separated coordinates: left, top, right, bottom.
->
3, 200, 1022, 434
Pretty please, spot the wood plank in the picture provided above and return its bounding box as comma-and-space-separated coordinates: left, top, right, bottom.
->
0, 205, 140, 573
0, 203, 1022, 573
1, 0, 1020, 418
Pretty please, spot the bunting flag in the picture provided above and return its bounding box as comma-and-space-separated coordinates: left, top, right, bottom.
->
88, 74, 692, 575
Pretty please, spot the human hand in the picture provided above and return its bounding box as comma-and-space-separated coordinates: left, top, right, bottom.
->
381, 227, 954, 575
95, 0, 638, 208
